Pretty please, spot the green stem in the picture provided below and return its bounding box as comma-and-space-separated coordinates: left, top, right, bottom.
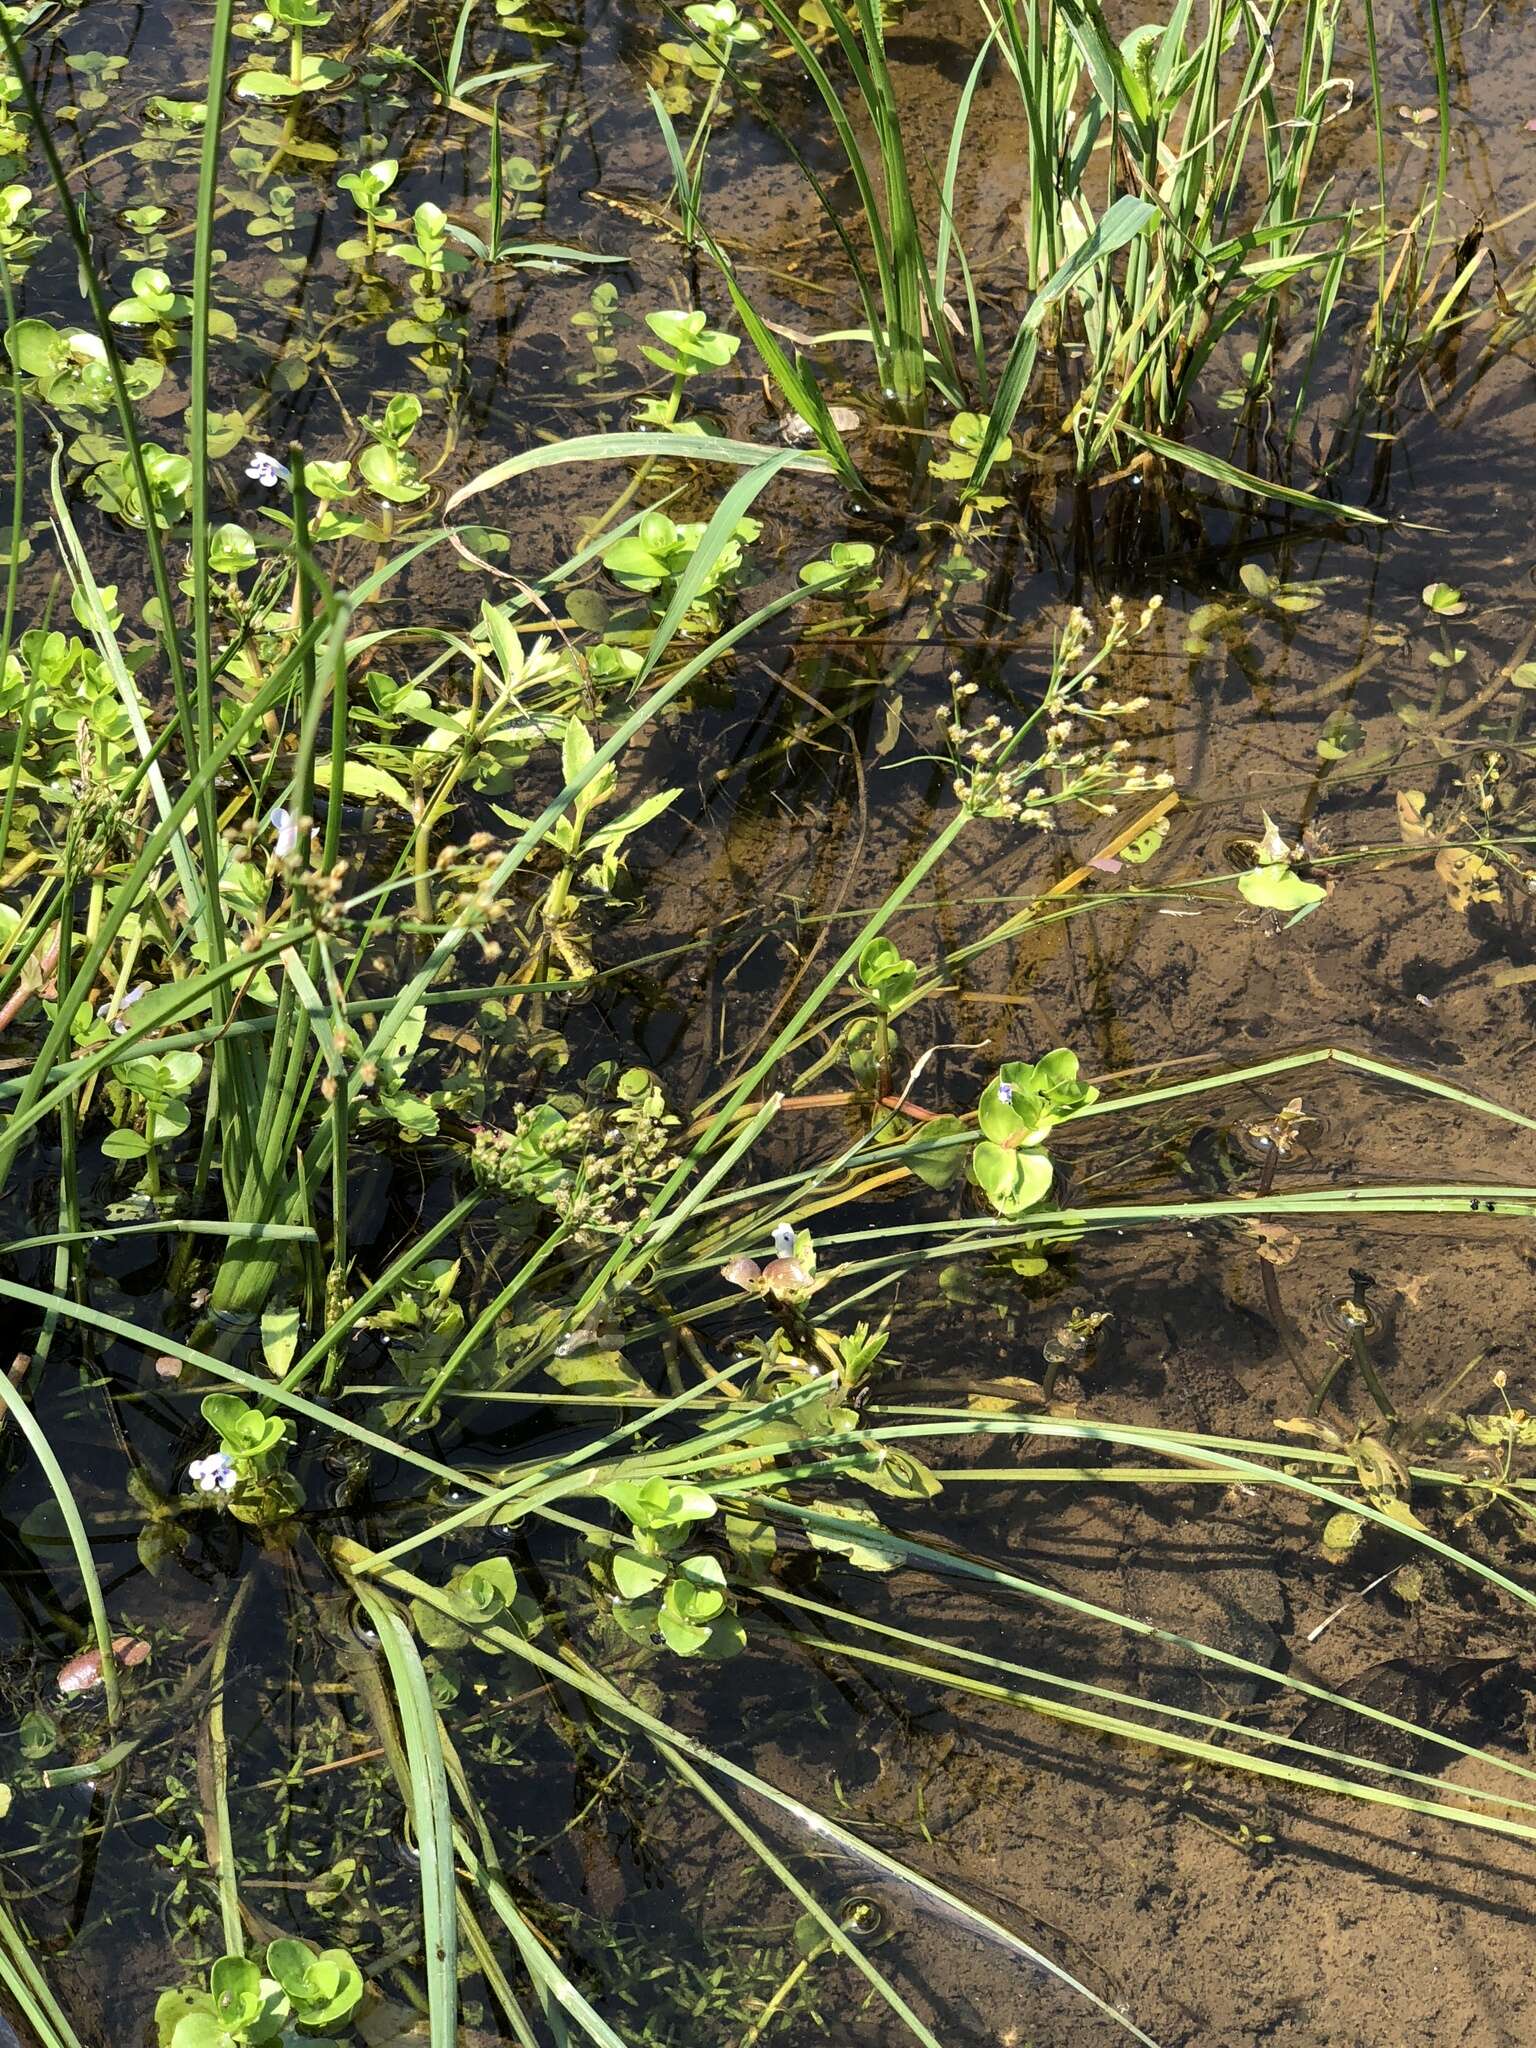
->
0, 1372, 120, 1728
1350, 1321, 1396, 1423
0, 8, 248, 1187
205, 1573, 256, 1955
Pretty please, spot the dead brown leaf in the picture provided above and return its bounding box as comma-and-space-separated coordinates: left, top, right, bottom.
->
57, 1635, 151, 1696
1396, 789, 1436, 843
1435, 845, 1501, 914
1237, 1217, 1303, 1267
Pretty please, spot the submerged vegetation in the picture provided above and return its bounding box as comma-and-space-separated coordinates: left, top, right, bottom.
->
0, 0, 1533, 2040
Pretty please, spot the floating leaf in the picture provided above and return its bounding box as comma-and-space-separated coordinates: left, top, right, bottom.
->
545, 1347, 644, 1397
904, 1114, 968, 1190
972, 1140, 1054, 1217
965, 1376, 1047, 1414
1317, 708, 1364, 761
1320, 1511, 1365, 1561
1236, 864, 1326, 919
1238, 562, 1274, 599
1119, 816, 1170, 864
724, 1512, 776, 1583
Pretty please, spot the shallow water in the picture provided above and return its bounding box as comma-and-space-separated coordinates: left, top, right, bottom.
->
4, 0, 1536, 2043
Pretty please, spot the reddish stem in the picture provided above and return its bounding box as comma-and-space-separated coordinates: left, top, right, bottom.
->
0, 932, 59, 1034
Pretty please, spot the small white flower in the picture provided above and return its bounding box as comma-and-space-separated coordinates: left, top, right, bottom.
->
189, 1451, 238, 1495
772, 1223, 796, 1260
270, 805, 300, 859
245, 451, 290, 490
997, 1081, 1013, 1107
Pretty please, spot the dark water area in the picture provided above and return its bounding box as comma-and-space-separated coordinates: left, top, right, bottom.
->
3, 0, 1536, 2043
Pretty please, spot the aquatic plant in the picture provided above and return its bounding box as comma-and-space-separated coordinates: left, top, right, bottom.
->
675, 0, 1436, 514
0, 0, 1528, 2044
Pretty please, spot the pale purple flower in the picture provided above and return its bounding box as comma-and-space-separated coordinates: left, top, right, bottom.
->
189, 1451, 238, 1495
96, 982, 149, 1035
997, 1081, 1013, 1106
245, 451, 291, 489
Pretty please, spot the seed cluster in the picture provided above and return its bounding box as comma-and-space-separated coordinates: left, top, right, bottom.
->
470, 1072, 683, 1235
939, 596, 1171, 825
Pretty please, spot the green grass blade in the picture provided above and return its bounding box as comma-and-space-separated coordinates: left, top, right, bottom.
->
698, 233, 863, 489
347, 1581, 459, 2047
0, 1890, 83, 2048
0, 1275, 489, 1495
336, 1542, 1165, 2048
1072, 1044, 1536, 1134
967, 195, 1155, 495
444, 433, 830, 517
1123, 426, 1387, 523
0, 1369, 119, 1726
